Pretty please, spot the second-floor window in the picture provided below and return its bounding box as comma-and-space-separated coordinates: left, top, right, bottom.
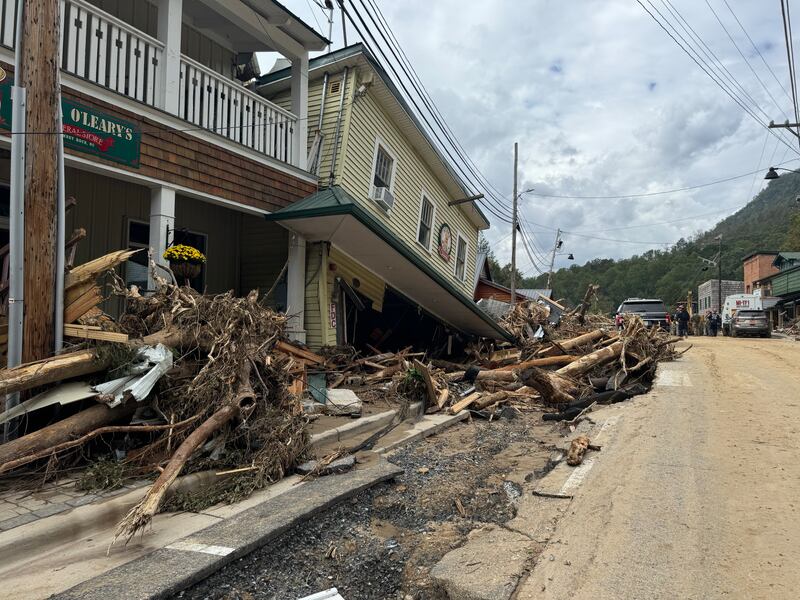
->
373, 145, 395, 190
417, 196, 434, 249
455, 234, 468, 281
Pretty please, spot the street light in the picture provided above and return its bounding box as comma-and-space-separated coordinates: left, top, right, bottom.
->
764, 166, 800, 179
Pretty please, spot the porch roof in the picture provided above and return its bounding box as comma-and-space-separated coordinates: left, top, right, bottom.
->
264, 187, 512, 341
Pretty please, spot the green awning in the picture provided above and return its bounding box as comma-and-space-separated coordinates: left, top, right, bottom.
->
266, 187, 512, 341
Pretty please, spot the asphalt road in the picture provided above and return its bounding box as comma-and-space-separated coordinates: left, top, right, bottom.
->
517, 336, 800, 600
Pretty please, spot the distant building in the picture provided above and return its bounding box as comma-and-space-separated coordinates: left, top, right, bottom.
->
697, 279, 744, 312
758, 252, 800, 325
742, 251, 779, 294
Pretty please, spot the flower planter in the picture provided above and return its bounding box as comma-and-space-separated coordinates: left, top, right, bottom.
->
170, 260, 202, 282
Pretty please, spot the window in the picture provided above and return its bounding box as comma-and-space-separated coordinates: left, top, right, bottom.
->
454, 233, 468, 281
126, 220, 150, 291
371, 142, 395, 191
417, 195, 434, 249
172, 228, 208, 292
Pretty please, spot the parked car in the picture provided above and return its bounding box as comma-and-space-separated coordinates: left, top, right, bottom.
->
616, 298, 671, 329
730, 309, 771, 338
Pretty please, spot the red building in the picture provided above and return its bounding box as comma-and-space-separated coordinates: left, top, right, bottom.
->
742, 251, 779, 294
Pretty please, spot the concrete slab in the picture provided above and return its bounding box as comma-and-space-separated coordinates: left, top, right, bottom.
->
53, 458, 403, 600
374, 410, 469, 454
430, 524, 534, 600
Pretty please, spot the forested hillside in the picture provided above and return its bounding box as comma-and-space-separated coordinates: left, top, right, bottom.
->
490, 171, 800, 312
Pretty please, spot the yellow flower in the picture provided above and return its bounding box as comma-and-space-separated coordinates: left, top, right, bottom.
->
164, 244, 206, 263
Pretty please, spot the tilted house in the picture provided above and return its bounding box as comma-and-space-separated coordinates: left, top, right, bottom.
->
258, 44, 510, 349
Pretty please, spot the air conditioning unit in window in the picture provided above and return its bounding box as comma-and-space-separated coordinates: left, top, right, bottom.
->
372, 186, 395, 211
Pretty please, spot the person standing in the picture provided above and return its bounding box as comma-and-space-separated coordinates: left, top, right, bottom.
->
675, 304, 690, 338
709, 310, 720, 336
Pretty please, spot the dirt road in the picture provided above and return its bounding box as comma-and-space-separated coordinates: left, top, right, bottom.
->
517, 336, 800, 599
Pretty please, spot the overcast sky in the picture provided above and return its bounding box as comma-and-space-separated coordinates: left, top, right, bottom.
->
280, 1, 800, 276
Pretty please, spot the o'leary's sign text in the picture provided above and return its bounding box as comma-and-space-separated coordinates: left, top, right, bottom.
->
0, 79, 141, 168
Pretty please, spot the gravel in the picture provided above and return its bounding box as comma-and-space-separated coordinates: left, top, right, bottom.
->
175, 411, 559, 600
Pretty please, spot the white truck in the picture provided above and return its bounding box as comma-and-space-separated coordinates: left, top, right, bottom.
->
720, 291, 777, 335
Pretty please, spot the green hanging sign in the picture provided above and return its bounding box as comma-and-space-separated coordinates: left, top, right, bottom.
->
0, 78, 141, 168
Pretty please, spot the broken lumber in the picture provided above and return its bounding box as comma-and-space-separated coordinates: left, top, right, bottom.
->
473, 391, 509, 410
64, 324, 129, 343
495, 354, 577, 371
413, 360, 438, 410
64, 285, 102, 324
275, 340, 324, 365
0, 349, 109, 396
0, 401, 137, 471
64, 249, 139, 290
449, 392, 481, 414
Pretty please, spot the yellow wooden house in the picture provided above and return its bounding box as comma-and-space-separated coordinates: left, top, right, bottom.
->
258, 44, 509, 350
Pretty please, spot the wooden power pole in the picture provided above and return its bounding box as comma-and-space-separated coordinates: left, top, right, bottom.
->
510, 142, 518, 304
19, 0, 61, 363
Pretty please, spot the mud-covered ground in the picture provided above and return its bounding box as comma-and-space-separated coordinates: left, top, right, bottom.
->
175, 408, 564, 600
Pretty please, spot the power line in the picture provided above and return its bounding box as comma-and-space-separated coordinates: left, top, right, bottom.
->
638, 1, 800, 158
722, 0, 794, 105
526, 157, 799, 199
356, 0, 516, 217
341, 0, 515, 223
780, 0, 800, 142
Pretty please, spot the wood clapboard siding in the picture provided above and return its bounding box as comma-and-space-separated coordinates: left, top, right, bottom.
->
337, 68, 479, 297
269, 70, 353, 183
329, 247, 385, 312
238, 218, 289, 310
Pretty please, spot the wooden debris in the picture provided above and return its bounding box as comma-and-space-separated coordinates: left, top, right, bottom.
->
64, 324, 129, 343
413, 359, 438, 410
449, 391, 482, 414
0, 349, 109, 396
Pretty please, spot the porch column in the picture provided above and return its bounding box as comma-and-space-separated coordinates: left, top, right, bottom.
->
290, 54, 309, 170
286, 232, 307, 342
156, 0, 183, 114
149, 186, 176, 289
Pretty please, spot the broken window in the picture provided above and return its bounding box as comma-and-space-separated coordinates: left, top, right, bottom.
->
417, 196, 434, 249
455, 234, 467, 281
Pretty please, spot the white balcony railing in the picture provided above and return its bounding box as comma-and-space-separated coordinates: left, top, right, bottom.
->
179, 56, 295, 165
0, 0, 299, 167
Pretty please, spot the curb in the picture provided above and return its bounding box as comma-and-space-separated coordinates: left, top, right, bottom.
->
309, 401, 424, 450
52, 458, 403, 600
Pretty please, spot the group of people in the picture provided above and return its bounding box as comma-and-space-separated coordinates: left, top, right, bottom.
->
704, 309, 722, 336
673, 305, 721, 338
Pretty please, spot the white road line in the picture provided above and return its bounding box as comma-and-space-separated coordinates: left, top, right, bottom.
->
559, 457, 596, 495
657, 371, 693, 387
166, 540, 235, 556
594, 415, 620, 442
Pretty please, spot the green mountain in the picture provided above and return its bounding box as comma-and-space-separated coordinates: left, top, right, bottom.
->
494, 171, 800, 312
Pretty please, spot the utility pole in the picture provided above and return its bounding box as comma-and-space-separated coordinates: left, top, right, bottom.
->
717, 235, 723, 313
546, 228, 562, 290
510, 142, 518, 304
19, 0, 60, 363
337, 0, 347, 47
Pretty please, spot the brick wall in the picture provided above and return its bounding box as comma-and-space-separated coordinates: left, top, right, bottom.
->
1, 62, 317, 212
743, 254, 779, 293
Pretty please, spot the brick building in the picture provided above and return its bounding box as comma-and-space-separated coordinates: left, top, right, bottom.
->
742, 251, 779, 294
697, 279, 744, 312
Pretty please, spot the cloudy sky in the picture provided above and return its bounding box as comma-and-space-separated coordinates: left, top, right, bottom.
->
282, 0, 800, 276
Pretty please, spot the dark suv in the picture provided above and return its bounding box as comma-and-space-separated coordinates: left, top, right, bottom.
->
616, 298, 671, 329
730, 309, 771, 338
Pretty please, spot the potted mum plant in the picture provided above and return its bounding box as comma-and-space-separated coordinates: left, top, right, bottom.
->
163, 244, 206, 285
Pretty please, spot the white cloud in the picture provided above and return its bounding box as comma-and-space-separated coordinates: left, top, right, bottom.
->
284, 0, 799, 272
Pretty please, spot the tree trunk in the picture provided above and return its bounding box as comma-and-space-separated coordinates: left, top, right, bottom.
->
0, 401, 136, 464
538, 329, 606, 357
556, 340, 623, 379
20, 0, 61, 362
113, 362, 255, 543
495, 354, 577, 371
519, 367, 576, 405
0, 349, 109, 396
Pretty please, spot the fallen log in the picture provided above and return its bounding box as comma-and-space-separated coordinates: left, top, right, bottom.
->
0, 416, 198, 475
519, 367, 577, 405
473, 391, 510, 410
0, 401, 136, 468
0, 349, 109, 396
556, 340, 624, 379
445, 369, 517, 383
539, 329, 606, 357
494, 354, 576, 371
113, 362, 256, 544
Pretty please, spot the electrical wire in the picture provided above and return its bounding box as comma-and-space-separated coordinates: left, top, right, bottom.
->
780, 0, 800, 140
356, 0, 516, 218
345, 0, 515, 221
639, 1, 800, 158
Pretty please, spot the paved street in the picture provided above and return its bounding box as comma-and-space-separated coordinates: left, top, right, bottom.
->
518, 336, 800, 600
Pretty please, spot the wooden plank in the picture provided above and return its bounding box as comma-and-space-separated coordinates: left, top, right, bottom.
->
413, 359, 438, 409
65, 249, 139, 289
449, 392, 481, 414
275, 340, 324, 365
64, 324, 129, 343
64, 286, 102, 324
